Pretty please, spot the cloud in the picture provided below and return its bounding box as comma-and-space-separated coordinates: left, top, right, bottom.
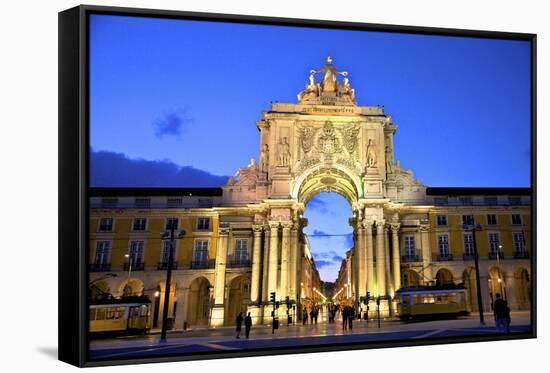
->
90, 150, 229, 187
312, 229, 328, 237
153, 110, 192, 139
306, 195, 328, 213
332, 255, 344, 262
315, 260, 333, 269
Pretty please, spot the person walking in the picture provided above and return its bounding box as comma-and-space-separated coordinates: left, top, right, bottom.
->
348, 306, 355, 331
302, 307, 308, 325
244, 312, 252, 339
342, 306, 348, 331
493, 294, 508, 332
235, 311, 244, 339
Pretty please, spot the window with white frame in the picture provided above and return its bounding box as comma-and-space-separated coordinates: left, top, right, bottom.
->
513, 232, 526, 253
511, 214, 522, 225
438, 235, 450, 256
487, 214, 497, 225
234, 239, 248, 263
98, 217, 113, 232
196, 217, 210, 231
165, 218, 178, 231
462, 215, 474, 226
193, 240, 209, 264
488, 233, 501, 254
132, 218, 147, 231
94, 241, 111, 264
463, 234, 474, 257
129, 241, 144, 264
436, 215, 448, 226
160, 240, 175, 264
404, 236, 415, 257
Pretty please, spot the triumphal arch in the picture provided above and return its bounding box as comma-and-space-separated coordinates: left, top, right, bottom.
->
221, 56, 426, 322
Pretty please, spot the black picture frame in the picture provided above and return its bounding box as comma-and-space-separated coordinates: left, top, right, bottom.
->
59, 4, 537, 367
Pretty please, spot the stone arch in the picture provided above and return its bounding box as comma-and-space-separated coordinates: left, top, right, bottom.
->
118, 278, 145, 297
401, 269, 420, 287
488, 266, 507, 306
435, 268, 454, 286
186, 276, 212, 327
152, 281, 177, 329
514, 267, 531, 310
225, 275, 251, 326
292, 165, 362, 205
90, 280, 110, 301
462, 267, 477, 311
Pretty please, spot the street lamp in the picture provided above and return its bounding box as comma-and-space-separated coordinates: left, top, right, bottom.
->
124, 253, 132, 294
463, 222, 485, 325
159, 227, 186, 342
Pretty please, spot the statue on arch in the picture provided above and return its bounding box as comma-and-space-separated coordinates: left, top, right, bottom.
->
278, 137, 291, 167
385, 143, 395, 174
260, 144, 269, 172
310, 56, 348, 93
366, 138, 377, 168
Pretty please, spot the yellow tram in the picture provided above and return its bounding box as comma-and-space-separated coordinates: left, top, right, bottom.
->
396, 284, 470, 320
89, 296, 151, 335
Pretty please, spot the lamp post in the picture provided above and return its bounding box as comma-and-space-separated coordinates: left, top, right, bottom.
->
159, 227, 186, 342
124, 253, 132, 294
463, 223, 485, 325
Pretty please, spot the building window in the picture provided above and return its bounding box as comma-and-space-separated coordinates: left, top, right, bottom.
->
513, 232, 526, 254
167, 198, 183, 208
484, 196, 498, 205
198, 198, 214, 208
487, 214, 497, 225
511, 214, 522, 225
437, 235, 450, 258
165, 218, 179, 231
135, 198, 151, 208
509, 196, 521, 206
98, 217, 113, 232
459, 197, 473, 205
101, 198, 118, 208
463, 234, 474, 258
193, 240, 209, 265
488, 233, 501, 257
128, 241, 144, 265
462, 215, 475, 226
234, 239, 248, 263
132, 218, 147, 231
434, 197, 448, 206
94, 241, 111, 265
196, 217, 210, 231
404, 236, 415, 257
436, 215, 448, 226
160, 240, 175, 263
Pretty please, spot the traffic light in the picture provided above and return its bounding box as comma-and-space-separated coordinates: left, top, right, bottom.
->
376, 297, 380, 306
285, 296, 290, 308
270, 292, 276, 304
366, 291, 370, 301
275, 301, 280, 309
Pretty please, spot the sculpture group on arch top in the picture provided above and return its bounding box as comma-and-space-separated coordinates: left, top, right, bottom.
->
223, 56, 425, 207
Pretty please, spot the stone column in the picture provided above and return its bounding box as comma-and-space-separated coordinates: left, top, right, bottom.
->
289, 227, 299, 302
420, 224, 432, 284
211, 225, 229, 326
267, 222, 280, 296
505, 272, 517, 310
174, 286, 189, 330
280, 222, 292, 300
365, 221, 375, 295
391, 223, 401, 293
384, 226, 392, 296
356, 221, 366, 297
250, 225, 263, 305
375, 220, 386, 296
261, 225, 270, 303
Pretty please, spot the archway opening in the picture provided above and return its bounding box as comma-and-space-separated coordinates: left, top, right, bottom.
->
186, 277, 211, 327
435, 268, 454, 286
514, 268, 531, 310
225, 276, 251, 326
402, 269, 421, 287
488, 267, 507, 308
303, 192, 353, 303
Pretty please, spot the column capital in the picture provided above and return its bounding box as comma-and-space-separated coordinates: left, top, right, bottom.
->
375, 219, 386, 230
281, 221, 293, 230
268, 221, 280, 230
219, 223, 230, 236
252, 224, 264, 234
390, 222, 401, 233
361, 219, 373, 229
419, 224, 430, 232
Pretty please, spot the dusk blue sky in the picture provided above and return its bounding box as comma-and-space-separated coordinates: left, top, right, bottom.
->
89, 14, 531, 281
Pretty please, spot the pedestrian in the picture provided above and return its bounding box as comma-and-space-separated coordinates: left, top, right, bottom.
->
302, 307, 308, 325
493, 294, 508, 332
235, 311, 243, 339
504, 304, 511, 333
313, 307, 318, 324
342, 306, 348, 330
348, 306, 355, 330
310, 308, 315, 325
244, 312, 252, 339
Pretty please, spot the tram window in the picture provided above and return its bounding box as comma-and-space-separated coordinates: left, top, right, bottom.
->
89, 308, 97, 321
96, 308, 106, 320
402, 295, 410, 304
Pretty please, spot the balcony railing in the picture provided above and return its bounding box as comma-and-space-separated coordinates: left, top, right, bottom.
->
227, 258, 252, 268
123, 262, 145, 271
513, 251, 530, 259
190, 259, 215, 269
463, 253, 475, 260
488, 252, 505, 260
435, 253, 453, 261
89, 263, 111, 272
157, 261, 178, 270
401, 250, 421, 263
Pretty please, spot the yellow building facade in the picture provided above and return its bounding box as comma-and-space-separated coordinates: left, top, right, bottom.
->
89, 57, 531, 328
